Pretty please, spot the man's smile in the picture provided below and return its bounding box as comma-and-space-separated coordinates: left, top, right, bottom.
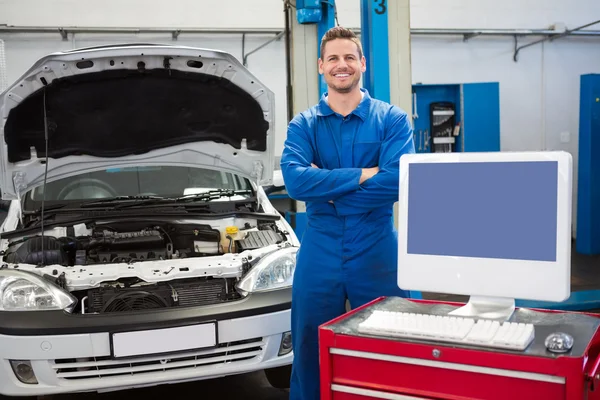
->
333, 72, 352, 80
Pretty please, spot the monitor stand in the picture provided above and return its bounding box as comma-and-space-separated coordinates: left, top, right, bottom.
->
448, 296, 515, 321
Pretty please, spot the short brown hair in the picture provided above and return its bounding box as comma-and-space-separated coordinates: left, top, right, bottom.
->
320, 26, 363, 59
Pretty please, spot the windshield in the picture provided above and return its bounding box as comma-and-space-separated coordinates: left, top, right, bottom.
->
23, 166, 253, 211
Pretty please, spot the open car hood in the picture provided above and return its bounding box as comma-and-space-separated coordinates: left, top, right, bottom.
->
0, 44, 274, 200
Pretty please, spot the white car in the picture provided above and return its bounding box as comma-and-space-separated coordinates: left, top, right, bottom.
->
0, 44, 298, 397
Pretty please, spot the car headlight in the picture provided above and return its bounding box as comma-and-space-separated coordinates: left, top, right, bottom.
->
0, 270, 78, 312
236, 247, 297, 293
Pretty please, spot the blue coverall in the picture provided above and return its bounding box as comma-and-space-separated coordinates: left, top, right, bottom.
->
280, 89, 415, 400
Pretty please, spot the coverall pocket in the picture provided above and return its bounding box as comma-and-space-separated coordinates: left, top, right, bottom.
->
353, 141, 381, 167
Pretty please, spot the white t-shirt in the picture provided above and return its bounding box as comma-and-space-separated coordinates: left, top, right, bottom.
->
324, 90, 365, 105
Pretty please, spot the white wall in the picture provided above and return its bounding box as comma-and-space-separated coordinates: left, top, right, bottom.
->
1, 0, 599, 231
0, 0, 284, 29
336, 0, 599, 30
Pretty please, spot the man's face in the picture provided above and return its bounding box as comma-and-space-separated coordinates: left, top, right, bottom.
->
318, 38, 366, 94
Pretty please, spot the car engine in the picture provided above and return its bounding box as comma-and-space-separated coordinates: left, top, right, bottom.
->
1, 220, 289, 314
86, 229, 170, 263
2, 220, 286, 266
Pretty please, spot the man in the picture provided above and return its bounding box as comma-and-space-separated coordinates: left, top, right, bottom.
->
280, 26, 415, 399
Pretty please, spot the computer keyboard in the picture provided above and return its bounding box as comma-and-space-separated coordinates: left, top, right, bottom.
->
358, 310, 535, 351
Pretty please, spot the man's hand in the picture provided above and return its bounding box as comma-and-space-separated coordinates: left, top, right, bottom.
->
359, 166, 379, 184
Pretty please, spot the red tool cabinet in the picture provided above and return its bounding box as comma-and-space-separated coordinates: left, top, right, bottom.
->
319, 296, 600, 400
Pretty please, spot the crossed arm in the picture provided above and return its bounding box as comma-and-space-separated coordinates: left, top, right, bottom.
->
329, 109, 415, 216
280, 109, 414, 212
280, 115, 378, 203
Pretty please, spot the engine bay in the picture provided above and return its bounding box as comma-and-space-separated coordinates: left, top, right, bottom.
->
2, 219, 287, 267
0, 218, 292, 315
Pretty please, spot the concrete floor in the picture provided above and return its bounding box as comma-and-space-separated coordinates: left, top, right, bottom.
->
1, 371, 289, 400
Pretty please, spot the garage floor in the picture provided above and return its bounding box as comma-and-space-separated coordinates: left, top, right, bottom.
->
569, 246, 600, 292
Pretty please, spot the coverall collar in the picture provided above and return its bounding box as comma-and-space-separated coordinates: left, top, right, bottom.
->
317, 88, 371, 121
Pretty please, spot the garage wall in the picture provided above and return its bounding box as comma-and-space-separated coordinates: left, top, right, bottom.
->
0, 0, 284, 30
2, 0, 595, 30
1, 0, 599, 232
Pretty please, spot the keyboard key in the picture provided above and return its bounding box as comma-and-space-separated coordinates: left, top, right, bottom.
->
357, 310, 534, 351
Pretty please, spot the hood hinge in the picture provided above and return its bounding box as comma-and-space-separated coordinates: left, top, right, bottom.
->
12, 172, 26, 224
12, 172, 27, 197
251, 161, 263, 182
251, 161, 264, 210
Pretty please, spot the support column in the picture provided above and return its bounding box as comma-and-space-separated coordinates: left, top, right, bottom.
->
388, 0, 413, 233
290, 12, 320, 116
388, 0, 413, 117
360, 0, 391, 102
289, 4, 322, 217
316, 1, 335, 96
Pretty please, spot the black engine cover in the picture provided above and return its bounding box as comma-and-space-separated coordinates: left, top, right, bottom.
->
3, 236, 68, 265
90, 229, 164, 249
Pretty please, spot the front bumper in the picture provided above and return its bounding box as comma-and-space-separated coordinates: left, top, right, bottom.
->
0, 290, 292, 396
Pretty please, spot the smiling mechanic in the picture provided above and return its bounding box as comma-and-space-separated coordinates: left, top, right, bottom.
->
280, 27, 416, 400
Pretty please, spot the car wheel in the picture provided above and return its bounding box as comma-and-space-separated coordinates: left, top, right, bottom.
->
264, 364, 291, 389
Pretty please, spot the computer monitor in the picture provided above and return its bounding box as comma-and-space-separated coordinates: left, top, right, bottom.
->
397, 151, 572, 320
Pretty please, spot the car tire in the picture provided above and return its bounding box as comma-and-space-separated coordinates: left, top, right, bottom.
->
264, 364, 292, 389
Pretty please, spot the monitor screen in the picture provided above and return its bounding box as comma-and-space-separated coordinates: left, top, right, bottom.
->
406, 161, 558, 262
397, 152, 572, 303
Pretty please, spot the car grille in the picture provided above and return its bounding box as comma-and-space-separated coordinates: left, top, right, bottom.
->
86, 278, 242, 314
52, 337, 264, 380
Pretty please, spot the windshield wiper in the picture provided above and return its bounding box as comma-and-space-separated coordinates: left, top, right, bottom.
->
78, 195, 166, 208
23, 203, 71, 215
22, 196, 164, 216
108, 189, 253, 210
176, 189, 252, 202
24, 190, 253, 216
